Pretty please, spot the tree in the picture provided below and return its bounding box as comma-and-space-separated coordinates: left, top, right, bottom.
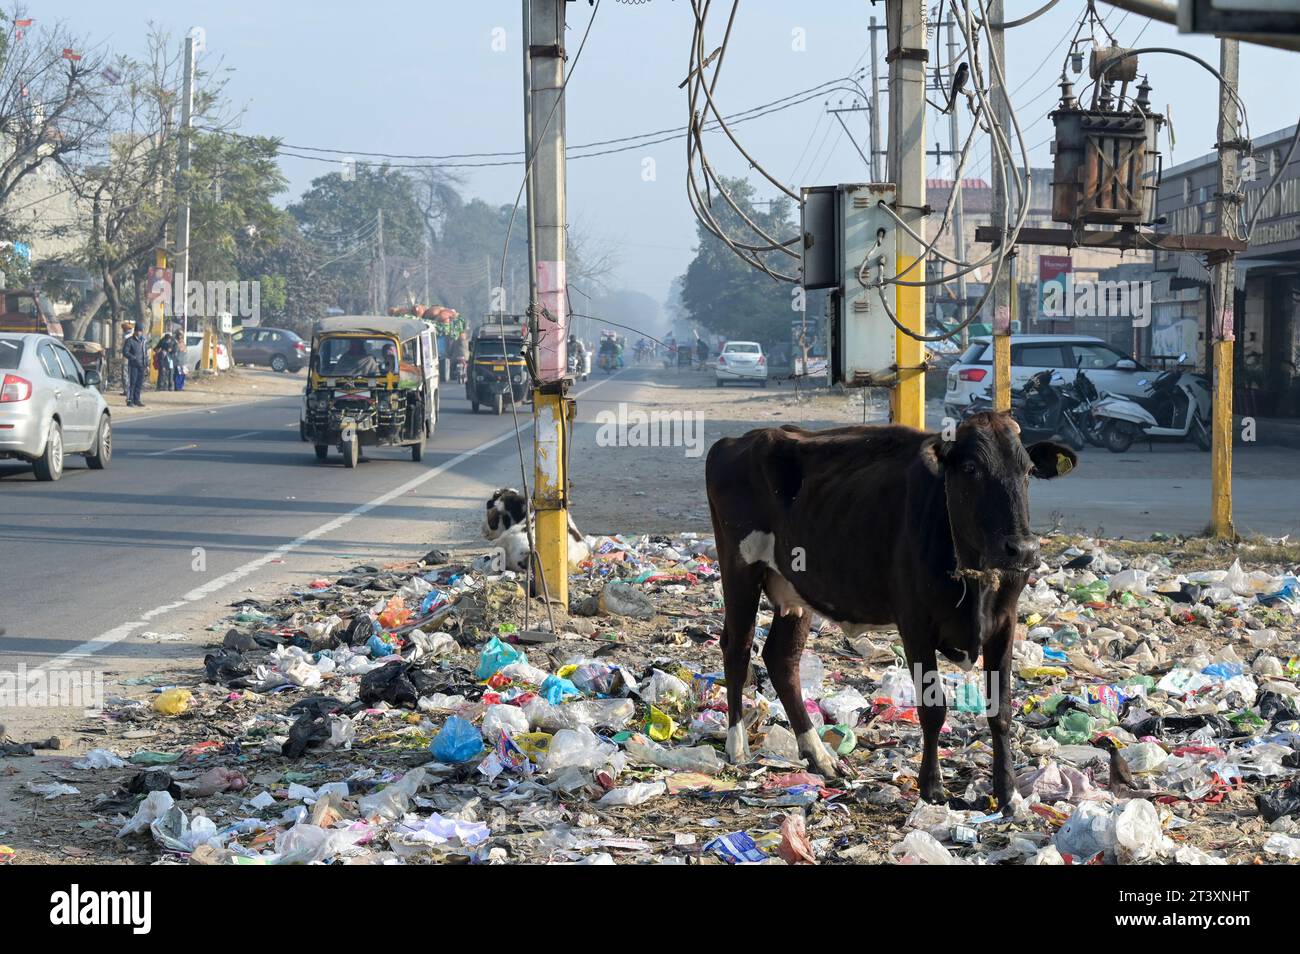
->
0, 7, 112, 238
187, 131, 288, 285
289, 165, 425, 314
679, 176, 796, 343
52, 29, 234, 340
235, 220, 341, 334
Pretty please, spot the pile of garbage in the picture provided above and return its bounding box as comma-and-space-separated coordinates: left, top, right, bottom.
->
9, 533, 1300, 864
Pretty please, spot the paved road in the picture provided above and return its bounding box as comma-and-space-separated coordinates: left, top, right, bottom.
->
0, 374, 634, 669
3, 368, 1296, 672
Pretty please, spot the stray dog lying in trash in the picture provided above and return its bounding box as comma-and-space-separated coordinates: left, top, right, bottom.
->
481, 488, 590, 573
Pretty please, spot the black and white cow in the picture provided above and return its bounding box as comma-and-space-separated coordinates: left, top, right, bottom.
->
705, 411, 1077, 806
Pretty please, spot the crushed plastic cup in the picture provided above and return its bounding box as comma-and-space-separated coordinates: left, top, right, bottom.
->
799, 649, 824, 698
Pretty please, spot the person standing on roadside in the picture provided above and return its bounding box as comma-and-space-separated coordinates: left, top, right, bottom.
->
123, 325, 148, 407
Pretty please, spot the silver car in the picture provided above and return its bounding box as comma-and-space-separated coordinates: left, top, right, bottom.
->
0, 333, 112, 481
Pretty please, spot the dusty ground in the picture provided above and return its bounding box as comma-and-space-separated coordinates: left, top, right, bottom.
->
570, 370, 903, 535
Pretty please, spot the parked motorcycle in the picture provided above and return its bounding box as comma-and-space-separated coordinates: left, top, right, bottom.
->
1089, 353, 1211, 453
963, 368, 1092, 451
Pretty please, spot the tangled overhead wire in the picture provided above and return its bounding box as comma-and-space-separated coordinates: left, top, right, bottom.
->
683, 0, 1034, 343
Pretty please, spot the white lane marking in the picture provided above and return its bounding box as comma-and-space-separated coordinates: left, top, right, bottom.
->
39, 371, 623, 668
142, 443, 198, 456
112, 395, 289, 427
227, 431, 262, 440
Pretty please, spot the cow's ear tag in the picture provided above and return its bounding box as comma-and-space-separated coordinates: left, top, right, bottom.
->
1055, 453, 1074, 476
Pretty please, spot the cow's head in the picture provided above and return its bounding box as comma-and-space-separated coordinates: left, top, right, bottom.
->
922, 411, 1076, 574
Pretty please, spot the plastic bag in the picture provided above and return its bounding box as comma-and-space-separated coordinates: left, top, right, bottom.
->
358, 768, 427, 821
820, 686, 870, 726
430, 716, 484, 763
1055, 801, 1115, 862
545, 725, 617, 772
878, 666, 916, 706
624, 736, 723, 775
476, 636, 525, 680
1114, 799, 1167, 862
153, 688, 191, 715
891, 830, 959, 865
482, 704, 530, 739
596, 780, 666, 807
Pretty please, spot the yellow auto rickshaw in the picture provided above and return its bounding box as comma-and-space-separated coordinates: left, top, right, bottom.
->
301, 316, 440, 467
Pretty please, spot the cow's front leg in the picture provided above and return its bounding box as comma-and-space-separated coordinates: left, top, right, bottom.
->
720, 565, 762, 767
910, 643, 947, 803
983, 616, 1016, 809
765, 610, 844, 777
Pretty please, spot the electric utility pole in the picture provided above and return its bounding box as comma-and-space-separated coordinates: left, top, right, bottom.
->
174, 33, 198, 361
525, 0, 572, 607
946, 17, 969, 348
375, 209, 386, 313
1210, 38, 1241, 539
886, 0, 927, 429
869, 16, 885, 182
988, 0, 1013, 411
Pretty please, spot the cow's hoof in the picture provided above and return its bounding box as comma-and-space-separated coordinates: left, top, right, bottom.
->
797, 729, 846, 778
725, 724, 751, 766
919, 779, 947, 804
992, 777, 1016, 812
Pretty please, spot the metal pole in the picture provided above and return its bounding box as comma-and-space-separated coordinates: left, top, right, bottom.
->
887, 0, 927, 429
174, 35, 198, 363
869, 16, 883, 182
945, 17, 970, 350
376, 209, 386, 313
988, 0, 1012, 412
1211, 38, 1240, 539
527, 0, 571, 606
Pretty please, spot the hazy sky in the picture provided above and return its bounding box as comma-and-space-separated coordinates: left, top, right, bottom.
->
40, 1, 1300, 307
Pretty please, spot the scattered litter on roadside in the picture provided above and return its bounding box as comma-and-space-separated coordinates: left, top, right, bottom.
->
15, 532, 1300, 864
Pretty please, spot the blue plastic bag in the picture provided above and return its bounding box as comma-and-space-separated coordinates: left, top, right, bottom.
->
476, 636, 525, 680
368, 633, 399, 658
430, 716, 483, 763
539, 675, 580, 704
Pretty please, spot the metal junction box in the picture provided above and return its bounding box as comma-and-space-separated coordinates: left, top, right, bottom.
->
801, 183, 899, 386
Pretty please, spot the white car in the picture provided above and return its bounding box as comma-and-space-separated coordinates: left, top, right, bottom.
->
715, 341, 768, 387
0, 333, 112, 480
944, 334, 1152, 418
184, 332, 231, 372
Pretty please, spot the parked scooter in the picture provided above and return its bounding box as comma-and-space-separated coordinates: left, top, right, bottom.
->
963, 368, 1092, 451
1089, 353, 1211, 453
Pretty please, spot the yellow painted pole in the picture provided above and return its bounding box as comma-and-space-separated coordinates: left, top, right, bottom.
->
1209, 38, 1239, 540
994, 251, 1016, 411
892, 254, 926, 429
1211, 338, 1234, 536
885, 1, 927, 431
532, 389, 568, 606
